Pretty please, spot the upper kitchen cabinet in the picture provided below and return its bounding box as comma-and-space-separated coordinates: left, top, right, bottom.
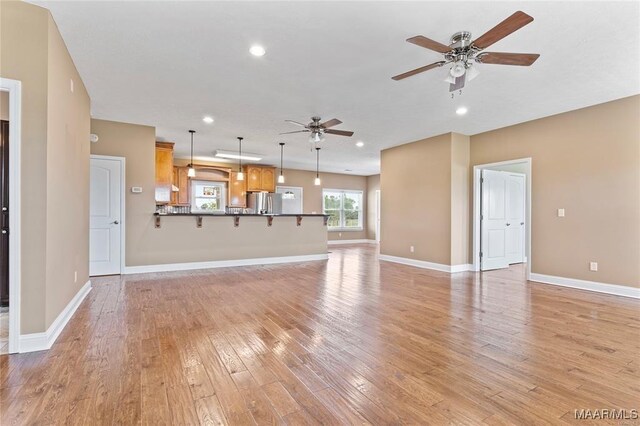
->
229, 170, 246, 207
244, 165, 276, 192
171, 166, 190, 206
155, 142, 174, 204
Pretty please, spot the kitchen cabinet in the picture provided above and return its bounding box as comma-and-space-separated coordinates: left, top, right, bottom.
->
170, 166, 190, 206
155, 142, 174, 204
244, 165, 276, 192
229, 170, 246, 207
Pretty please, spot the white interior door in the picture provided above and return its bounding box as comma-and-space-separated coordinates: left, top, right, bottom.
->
90, 157, 122, 276
505, 173, 526, 264
481, 169, 509, 271
376, 190, 381, 243
276, 186, 303, 214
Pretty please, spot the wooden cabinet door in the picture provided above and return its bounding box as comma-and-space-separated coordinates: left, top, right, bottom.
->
229, 171, 246, 207
155, 142, 174, 203
261, 167, 275, 192
176, 167, 190, 205
170, 167, 179, 205
246, 166, 262, 192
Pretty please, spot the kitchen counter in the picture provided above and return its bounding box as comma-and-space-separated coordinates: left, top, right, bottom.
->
124, 213, 329, 274
154, 212, 328, 217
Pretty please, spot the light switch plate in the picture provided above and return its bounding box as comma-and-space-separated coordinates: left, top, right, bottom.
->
590, 262, 598, 271
131, 187, 143, 193
558, 208, 565, 217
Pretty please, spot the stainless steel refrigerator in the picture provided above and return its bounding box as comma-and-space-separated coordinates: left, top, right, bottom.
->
247, 192, 283, 214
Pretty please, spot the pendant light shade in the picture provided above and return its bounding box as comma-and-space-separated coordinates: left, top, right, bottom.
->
236, 137, 244, 181
188, 130, 196, 177
314, 147, 321, 186
278, 142, 285, 184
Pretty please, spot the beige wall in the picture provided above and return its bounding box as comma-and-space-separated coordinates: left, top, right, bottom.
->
366, 174, 380, 241
1, 1, 91, 333
381, 133, 452, 264
275, 168, 368, 241
45, 13, 91, 328
90, 119, 157, 267
451, 133, 470, 266
0, 91, 8, 120
471, 95, 640, 287
381, 96, 639, 288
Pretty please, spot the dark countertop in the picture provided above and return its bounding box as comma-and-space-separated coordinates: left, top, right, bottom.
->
154, 212, 328, 217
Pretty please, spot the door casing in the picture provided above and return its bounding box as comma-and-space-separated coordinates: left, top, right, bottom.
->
472, 158, 532, 280
1, 78, 21, 353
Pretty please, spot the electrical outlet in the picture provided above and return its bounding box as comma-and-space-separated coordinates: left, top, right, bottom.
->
74, 271, 77, 283
590, 262, 598, 272
410, 246, 414, 253
339, 232, 342, 238
558, 208, 565, 217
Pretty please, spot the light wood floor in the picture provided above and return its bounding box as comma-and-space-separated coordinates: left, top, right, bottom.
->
1, 245, 639, 425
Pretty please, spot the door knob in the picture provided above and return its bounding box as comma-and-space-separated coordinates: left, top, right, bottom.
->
506, 223, 511, 226
2, 207, 6, 211
1, 230, 6, 234
520, 222, 524, 225
111, 220, 119, 225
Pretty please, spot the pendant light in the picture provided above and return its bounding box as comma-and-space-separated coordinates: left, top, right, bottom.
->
278, 142, 285, 184
187, 130, 196, 177
314, 147, 321, 186
236, 137, 244, 181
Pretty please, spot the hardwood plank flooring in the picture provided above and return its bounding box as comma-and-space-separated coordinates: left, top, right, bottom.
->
1, 244, 638, 424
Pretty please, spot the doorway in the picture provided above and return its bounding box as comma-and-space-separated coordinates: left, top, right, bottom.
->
375, 190, 381, 243
0, 111, 8, 354
473, 158, 531, 279
1, 78, 21, 354
90, 156, 125, 276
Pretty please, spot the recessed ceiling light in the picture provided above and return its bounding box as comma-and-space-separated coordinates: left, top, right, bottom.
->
356, 141, 364, 147
202, 116, 214, 124
456, 106, 468, 116
249, 45, 266, 57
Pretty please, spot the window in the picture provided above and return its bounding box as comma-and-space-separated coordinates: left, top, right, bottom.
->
323, 189, 363, 230
191, 181, 226, 213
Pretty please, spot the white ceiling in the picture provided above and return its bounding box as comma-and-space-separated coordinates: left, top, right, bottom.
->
33, 1, 640, 175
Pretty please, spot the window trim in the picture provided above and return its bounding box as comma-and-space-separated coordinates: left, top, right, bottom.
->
191, 180, 227, 213
322, 188, 364, 231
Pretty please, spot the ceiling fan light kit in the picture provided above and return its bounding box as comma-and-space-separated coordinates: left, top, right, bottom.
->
281, 116, 354, 146
392, 11, 540, 94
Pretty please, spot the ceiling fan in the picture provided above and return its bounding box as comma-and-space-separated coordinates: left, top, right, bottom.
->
280, 116, 354, 143
392, 11, 540, 92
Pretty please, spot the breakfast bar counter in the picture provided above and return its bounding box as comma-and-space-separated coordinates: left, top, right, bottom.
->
124, 213, 329, 274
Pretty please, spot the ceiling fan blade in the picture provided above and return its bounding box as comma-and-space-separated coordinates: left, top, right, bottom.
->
476, 52, 539, 66
472, 11, 534, 50
279, 130, 309, 135
285, 120, 308, 128
449, 74, 466, 92
407, 36, 451, 53
320, 118, 342, 129
392, 61, 446, 81
324, 129, 354, 137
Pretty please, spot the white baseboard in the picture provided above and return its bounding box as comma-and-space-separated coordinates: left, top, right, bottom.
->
529, 273, 640, 299
328, 239, 376, 245
124, 253, 329, 274
379, 254, 471, 273
19, 280, 92, 353
450, 263, 474, 273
